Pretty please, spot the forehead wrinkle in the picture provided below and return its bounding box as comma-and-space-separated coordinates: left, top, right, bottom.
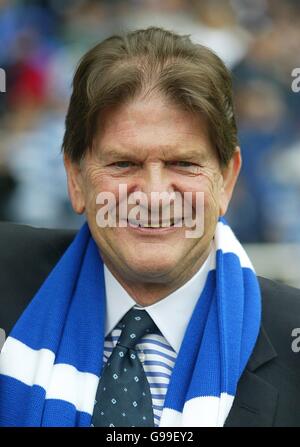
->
98, 143, 208, 161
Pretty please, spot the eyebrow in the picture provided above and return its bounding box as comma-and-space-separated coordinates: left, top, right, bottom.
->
99, 146, 207, 161
100, 148, 138, 160
170, 150, 206, 160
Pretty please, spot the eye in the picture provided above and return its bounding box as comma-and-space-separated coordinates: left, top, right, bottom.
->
167, 161, 202, 173
174, 161, 194, 167
110, 161, 136, 168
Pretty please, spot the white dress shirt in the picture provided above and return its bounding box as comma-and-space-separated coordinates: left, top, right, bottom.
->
101, 244, 215, 425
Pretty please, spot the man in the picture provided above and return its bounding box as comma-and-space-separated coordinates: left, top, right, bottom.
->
0, 27, 300, 427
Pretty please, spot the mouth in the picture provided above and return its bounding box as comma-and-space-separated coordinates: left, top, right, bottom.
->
126, 218, 183, 233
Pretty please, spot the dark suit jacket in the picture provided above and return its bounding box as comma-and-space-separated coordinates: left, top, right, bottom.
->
0, 221, 300, 427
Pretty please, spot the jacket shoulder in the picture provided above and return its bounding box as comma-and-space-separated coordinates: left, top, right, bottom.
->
258, 276, 300, 334
0, 222, 76, 335
258, 276, 300, 375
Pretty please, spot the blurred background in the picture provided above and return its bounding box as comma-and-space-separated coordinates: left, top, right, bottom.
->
0, 0, 300, 286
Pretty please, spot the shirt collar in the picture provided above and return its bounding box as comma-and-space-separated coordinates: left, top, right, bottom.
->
104, 244, 215, 353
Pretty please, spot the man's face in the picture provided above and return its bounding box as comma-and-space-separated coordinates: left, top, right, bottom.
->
65, 95, 240, 285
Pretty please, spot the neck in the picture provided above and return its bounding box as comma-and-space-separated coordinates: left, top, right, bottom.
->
102, 246, 212, 307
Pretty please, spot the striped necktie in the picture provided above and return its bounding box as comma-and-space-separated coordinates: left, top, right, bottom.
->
92, 308, 159, 427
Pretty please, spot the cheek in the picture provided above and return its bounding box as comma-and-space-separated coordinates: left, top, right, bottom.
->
84, 165, 111, 191
83, 169, 121, 210
179, 174, 221, 217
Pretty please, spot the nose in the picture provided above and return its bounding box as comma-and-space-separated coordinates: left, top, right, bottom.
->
139, 162, 174, 197
129, 162, 177, 222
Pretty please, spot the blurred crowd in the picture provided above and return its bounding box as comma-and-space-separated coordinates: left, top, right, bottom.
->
0, 0, 300, 241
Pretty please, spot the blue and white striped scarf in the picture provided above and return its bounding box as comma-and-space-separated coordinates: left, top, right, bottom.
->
0, 219, 261, 426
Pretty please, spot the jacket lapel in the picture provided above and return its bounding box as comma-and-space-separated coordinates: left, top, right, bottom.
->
225, 325, 278, 427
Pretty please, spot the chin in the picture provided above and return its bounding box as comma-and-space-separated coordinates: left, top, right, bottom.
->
126, 255, 176, 279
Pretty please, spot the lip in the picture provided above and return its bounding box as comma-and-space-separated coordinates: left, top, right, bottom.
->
126, 220, 183, 234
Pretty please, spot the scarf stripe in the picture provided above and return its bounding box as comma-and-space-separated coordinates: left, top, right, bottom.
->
0, 219, 261, 426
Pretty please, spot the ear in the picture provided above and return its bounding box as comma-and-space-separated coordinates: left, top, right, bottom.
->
64, 155, 86, 214
219, 147, 242, 216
